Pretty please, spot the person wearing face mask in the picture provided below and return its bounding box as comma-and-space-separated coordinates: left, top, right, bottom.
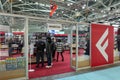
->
45, 37, 54, 68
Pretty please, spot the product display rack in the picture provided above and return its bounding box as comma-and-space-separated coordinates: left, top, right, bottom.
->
0, 57, 26, 80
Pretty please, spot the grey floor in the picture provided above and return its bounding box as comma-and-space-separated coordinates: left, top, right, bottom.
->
31, 63, 120, 80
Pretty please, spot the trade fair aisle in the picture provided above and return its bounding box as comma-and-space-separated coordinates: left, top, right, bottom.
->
56, 66, 120, 80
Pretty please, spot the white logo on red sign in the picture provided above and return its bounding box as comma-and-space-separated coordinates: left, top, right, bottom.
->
96, 28, 109, 62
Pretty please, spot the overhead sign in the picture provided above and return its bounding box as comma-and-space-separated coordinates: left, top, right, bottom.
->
91, 23, 114, 67
0, 25, 10, 32
47, 23, 62, 30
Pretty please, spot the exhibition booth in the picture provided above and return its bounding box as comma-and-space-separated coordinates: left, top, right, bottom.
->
0, 13, 120, 79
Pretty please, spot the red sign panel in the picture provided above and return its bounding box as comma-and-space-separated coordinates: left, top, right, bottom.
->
91, 24, 114, 67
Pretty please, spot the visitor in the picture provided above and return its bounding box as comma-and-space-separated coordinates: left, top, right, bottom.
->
56, 39, 64, 62
46, 37, 54, 68
34, 36, 45, 68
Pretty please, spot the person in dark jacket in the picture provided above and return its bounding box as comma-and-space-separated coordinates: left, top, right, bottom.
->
84, 38, 90, 55
51, 38, 56, 60
34, 37, 45, 68
117, 28, 120, 59
45, 37, 54, 68
8, 38, 14, 57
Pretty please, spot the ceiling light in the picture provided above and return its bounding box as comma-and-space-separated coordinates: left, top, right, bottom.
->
67, 3, 70, 6
82, 4, 86, 9
67, 3, 73, 6
19, 0, 22, 1
101, 10, 104, 13
62, 11, 64, 13
70, 3, 73, 5
94, 0, 97, 2
103, 15, 106, 17
75, 12, 81, 16
82, 6, 85, 9
75, 9, 77, 11
92, 9, 94, 11
35, 2, 38, 5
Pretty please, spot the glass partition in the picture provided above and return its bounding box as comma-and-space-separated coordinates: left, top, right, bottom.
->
77, 24, 90, 69
0, 14, 26, 80
70, 24, 77, 69
70, 23, 90, 70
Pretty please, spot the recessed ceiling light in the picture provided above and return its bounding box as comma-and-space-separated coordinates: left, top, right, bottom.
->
62, 11, 64, 13
19, 0, 22, 1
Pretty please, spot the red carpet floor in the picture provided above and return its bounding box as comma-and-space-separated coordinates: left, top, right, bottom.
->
29, 51, 75, 79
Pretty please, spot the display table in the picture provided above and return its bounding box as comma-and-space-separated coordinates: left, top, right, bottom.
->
114, 56, 120, 61
114, 50, 120, 61
72, 55, 90, 68
72, 52, 120, 68
0, 69, 25, 80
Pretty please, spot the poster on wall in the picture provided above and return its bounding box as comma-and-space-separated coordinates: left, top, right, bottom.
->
91, 23, 114, 67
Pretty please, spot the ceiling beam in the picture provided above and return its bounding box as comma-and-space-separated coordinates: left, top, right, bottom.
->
98, 0, 108, 8
0, 0, 4, 12
108, 0, 113, 6
2, 0, 9, 6
20, 9, 50, 12
13, 2, 50, 8
86, 1, 120, 21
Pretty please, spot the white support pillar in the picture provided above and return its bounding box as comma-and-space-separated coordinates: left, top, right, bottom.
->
70, 26, 73, 68
24, 17, 29, 79
75, 23, 79, 71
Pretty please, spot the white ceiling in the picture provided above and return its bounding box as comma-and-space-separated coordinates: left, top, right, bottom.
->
0, 0, 120, 27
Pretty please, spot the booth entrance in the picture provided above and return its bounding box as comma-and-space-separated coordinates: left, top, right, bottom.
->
28, 20, 78, 79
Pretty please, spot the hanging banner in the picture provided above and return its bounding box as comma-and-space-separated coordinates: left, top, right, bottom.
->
49, 4, 58, 17
91, 23, 114, 67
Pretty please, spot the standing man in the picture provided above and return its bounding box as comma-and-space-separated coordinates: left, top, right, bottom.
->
8, 38, 14, 57
35, 36, 45, 68
51, 38, 56, 60
117, 28, 120, 60
46, 37, 54, 68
